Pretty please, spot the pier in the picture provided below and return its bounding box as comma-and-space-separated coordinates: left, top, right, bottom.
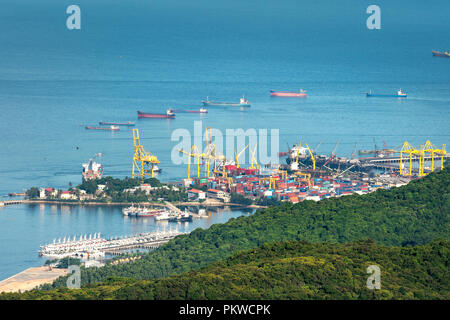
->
0, 200, 23, 207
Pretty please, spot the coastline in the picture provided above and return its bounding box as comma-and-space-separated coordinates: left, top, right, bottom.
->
22, 199, 267, 209
0, 266, 67, 293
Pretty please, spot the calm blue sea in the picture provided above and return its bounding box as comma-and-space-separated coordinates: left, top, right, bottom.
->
0, 0, 449, 279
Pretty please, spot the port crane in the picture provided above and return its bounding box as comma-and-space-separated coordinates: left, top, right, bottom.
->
322, 139, 340, 171
131, 129, 160, 181
249, 144, 259, 170
305, 143, 316, 171
351, 142, 357, 160
234, 145, 249, 168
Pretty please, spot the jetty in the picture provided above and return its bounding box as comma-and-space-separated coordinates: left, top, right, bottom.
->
0, 200, 23, 207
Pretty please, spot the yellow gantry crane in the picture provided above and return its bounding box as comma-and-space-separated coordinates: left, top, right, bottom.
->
420, 141, 446, 174
249, 144, 259, 170
294, 171, 312, 186
132, 128, 160, 181
305, 143, 316, 171
178, 126, 229, 179
234, 145, 249, 168
178, 145, 203, 179
400, 140, 447, 176
400, 141, 419, 176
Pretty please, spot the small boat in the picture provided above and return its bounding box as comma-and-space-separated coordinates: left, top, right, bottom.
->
154, 210, 175, 221
366, 89, 407, 98
99, 121, 135, 126
85, 125, 120, 131
202, 96, 251, 108
432, 50, 450, 58
187, 108, 208, 113
137, 109, 175, 119
270, 89, 307, 97
123, 205, 169, 217
168, 210, 193, 222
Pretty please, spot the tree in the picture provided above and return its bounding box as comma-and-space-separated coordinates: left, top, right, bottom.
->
26, 187, 40, 198
79, 180, 98, 194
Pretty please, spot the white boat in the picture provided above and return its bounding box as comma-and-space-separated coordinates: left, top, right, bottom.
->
155, 210, 175, 221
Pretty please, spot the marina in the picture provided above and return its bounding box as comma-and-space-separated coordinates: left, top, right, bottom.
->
0, 203, 253, 280
38, 229, 184, 259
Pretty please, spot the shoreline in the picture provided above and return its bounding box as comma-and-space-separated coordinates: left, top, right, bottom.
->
22, 199, 267, 209
0, 266, 67, 293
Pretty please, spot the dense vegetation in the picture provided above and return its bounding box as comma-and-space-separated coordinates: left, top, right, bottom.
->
33, 176, 188, 203
2, 240, 448, 300
37, 168, 449, 290
230, 192, 253, 205
45, 257, 81, 269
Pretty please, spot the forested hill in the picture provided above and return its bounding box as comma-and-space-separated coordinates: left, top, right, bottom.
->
2, 240, 448, 300
47, 168, 450, 288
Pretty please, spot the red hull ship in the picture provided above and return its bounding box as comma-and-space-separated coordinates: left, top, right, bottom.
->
270, 90, 307, 97
137, 110, 175, 119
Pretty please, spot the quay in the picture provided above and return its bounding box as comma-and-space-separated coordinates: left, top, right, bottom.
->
0, 200, 23, 207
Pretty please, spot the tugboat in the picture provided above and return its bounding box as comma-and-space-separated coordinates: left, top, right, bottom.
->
366, 89, 407, 98
270, 89, 307, 97
202, 95, 251, 108
137, 109, 175, 119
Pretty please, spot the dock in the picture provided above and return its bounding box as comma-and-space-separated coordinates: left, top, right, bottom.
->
0, 200, 23, 207
39, 229, 185, 258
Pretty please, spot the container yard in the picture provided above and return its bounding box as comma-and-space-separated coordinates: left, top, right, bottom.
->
181, 137, 448, 205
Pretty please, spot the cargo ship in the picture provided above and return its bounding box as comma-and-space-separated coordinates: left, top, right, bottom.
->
432, 50, 450, 58
270, 89, 307, 97
202, 96, 250, 108
85, 125, 120, 131
99, 121, 135, 126
137, 109, 175, 119
82, 155, 103, 181
366, 89, 407, 98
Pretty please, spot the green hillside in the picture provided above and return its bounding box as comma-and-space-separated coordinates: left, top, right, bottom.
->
2, 240, 448, 300
34, 168, 450, 289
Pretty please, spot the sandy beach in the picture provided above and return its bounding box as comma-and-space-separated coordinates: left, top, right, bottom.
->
0, 266, 67, 293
